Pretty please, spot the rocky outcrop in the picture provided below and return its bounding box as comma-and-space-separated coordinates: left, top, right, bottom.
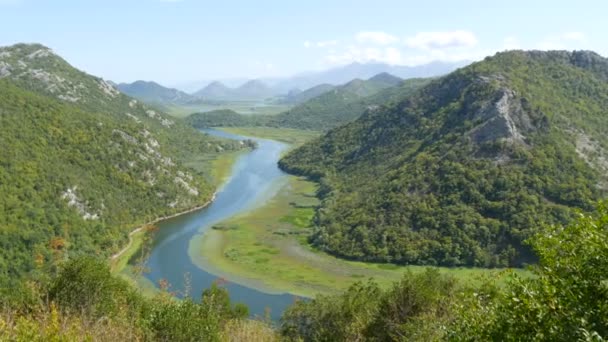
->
468, 88, 534, 144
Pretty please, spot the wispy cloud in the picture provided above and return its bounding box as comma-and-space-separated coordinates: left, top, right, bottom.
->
405, 30, 478, 50
355, 31, 399, 45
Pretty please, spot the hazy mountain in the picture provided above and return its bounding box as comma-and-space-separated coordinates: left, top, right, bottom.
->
234, 79, 274, 99
193, 80, 233, 99
279, 50, 608, 268
192, 79, 275, 101
116, 80, 195, 105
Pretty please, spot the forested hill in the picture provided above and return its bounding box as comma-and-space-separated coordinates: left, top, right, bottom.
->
186, 75, 430, 131
0, 43, 244, 285
279, 50, 608, 268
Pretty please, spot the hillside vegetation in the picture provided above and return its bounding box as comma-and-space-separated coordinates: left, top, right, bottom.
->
280, 50, 608, 267
0, 43, 246, 286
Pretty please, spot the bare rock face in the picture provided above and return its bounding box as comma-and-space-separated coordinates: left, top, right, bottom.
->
468, 88, 533, 144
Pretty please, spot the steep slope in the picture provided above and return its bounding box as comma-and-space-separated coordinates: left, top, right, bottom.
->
0, 43, 244, 284
116, 80, 194, 105
280, 50, 608, 267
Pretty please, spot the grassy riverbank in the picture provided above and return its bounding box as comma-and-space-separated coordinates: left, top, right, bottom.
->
190, 175, 527, 298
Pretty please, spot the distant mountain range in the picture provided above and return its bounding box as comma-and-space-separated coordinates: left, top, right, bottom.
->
119, 60, 467, 106
193, 79, 275, 101
268, 60, 468, 92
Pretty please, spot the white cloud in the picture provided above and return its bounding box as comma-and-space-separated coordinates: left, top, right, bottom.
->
325, 46, 402, 65
304, 40, 338, 48
405, 30, 478, 50
355, 31, 399, 45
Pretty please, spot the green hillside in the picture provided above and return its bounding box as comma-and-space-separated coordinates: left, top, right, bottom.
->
279, 50, 608, 267
0, 44, 245, 285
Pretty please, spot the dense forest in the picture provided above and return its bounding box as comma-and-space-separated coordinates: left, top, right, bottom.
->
186, 75, 431, 131
0, 44, 246, 287
280, 50, 608, 267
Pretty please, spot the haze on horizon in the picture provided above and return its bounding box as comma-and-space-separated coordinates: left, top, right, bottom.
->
0, 0, 605, 87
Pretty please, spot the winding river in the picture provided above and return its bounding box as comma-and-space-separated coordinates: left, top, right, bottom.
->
135, 129, 298, 321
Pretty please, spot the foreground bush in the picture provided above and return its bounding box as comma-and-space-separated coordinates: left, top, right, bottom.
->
281, 269, 457, 341
0, 257, 266, 341
449, 204, 608, 341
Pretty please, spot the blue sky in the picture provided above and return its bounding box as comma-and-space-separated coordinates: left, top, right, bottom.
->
0, 0, 605, 86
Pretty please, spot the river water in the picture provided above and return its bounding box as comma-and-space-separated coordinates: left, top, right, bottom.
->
136, 129, 299, 321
